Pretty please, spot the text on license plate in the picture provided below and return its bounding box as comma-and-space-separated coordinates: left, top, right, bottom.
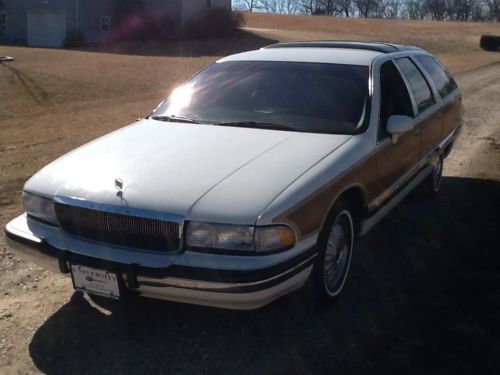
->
71, 265, 120, 299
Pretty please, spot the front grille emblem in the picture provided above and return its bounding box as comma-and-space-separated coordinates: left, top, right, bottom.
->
115, 178, 124, 191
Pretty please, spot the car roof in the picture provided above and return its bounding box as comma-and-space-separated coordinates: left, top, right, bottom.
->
265, 41, 424, 53
218, 40, 426, 66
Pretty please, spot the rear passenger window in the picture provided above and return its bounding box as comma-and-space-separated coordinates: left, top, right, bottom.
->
379, 61, 414, 140
396, 58, 435, 114
416, 55, 458, 98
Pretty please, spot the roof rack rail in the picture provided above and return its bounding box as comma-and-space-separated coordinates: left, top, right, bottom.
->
264, 41, 401, 54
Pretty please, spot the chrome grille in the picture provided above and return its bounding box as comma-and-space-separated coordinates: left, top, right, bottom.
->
54, 203, 180, 251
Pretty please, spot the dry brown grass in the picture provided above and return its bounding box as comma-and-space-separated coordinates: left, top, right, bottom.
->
0, 47, 214, 222
1, 14, 500, 225
243, 13, 500, 73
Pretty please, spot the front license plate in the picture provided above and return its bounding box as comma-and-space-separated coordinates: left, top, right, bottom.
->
71, 265, 120, 299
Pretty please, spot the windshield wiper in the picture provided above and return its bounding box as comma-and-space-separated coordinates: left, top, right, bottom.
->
212, 121, 296, 131
150, 115, 201, 124
151, 117, 296, 131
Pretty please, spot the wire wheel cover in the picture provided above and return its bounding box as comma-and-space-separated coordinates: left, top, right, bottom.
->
323, 213, 352, 295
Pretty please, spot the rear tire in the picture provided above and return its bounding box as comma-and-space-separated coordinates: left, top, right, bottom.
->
423, 154, 444, 195
310, 200, 355, 307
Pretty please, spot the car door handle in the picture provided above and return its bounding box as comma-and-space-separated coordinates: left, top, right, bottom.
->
437, 111, 443, 119
414, 126, 421, 135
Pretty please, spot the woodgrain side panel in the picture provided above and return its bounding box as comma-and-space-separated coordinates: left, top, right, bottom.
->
273, 152, 379, 239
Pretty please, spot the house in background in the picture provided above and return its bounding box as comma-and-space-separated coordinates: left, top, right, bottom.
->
0, 0, 232, 47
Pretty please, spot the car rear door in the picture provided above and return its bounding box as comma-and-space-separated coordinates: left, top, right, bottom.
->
413, 55, 462, 141
395, 57, 439, 161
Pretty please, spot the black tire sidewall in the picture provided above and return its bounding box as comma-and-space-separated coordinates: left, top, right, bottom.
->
432, 156, 444, 193
311, 200, 355, 305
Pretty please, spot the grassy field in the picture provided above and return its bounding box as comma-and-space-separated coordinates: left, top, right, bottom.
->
243, 13, 500, 73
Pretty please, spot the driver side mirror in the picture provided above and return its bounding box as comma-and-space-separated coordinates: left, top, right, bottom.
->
386, 115, 414, 144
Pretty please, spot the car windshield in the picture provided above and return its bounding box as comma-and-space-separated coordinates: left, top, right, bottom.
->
152, 61, 370, 134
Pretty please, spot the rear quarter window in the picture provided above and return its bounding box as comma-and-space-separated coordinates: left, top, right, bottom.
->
416, 55, 458, 99
396, 57, 435, 114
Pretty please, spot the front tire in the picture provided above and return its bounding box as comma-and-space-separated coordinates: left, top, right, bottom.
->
311, 201, 355, 306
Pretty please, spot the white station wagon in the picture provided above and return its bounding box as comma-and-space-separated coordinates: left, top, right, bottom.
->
5, 41, 462, 309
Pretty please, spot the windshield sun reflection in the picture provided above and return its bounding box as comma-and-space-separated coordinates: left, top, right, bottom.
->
165, 83, 195, 116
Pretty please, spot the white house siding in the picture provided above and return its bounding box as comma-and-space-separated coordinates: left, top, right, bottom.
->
0, 0, 77, 45
0, 0, 114, 46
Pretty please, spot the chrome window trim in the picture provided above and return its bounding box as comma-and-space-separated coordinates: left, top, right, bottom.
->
438, 89, 461, 106
394, 57, 430, 116
409, 55, 441, 102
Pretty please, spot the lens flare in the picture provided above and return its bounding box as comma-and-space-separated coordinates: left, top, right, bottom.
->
166, 83, 194, 115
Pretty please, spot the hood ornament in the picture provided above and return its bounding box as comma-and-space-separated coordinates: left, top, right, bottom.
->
115, 178, 124, 191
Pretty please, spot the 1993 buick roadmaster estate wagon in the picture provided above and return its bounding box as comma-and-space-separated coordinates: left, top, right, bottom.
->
5, 41, 462, 309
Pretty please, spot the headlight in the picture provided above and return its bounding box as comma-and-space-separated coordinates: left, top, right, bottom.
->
186, 222, 295, 253
186, 222, 254, 251
22, 191, 58, 225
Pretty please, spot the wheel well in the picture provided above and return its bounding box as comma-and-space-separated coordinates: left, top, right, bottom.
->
443, 141, 454, 158
317, 186, 367, 249
335, 187, 367, 235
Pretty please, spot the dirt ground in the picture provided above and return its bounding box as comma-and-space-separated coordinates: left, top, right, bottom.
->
1, 15, 500, 375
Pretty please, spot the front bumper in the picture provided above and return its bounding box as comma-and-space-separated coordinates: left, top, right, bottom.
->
4, 214, 315, 310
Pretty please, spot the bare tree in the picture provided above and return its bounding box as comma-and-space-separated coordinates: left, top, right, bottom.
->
317, 0, 337, 15
486, 0, 500, 20
424, 0, 448, 19
337, 0, 354, 16
235, 0, 258, 12
354, 0, 379, 17
278, 0, 301, 14
236, 0, 497, 21
471, 1, 486, 20
378, 0, 402, 17
259, 0, 279, 12
300, 0, 314, 14
450, 0, 476, 20
299, 0, 339, 15
403, 0, 427, 19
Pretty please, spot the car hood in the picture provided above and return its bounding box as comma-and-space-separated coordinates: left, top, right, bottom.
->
25, 119, 351, 224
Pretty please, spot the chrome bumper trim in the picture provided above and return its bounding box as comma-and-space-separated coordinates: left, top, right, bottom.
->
133, 253, 317, 293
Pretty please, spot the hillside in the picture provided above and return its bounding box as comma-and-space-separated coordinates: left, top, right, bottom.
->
242, 12, 500, 72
